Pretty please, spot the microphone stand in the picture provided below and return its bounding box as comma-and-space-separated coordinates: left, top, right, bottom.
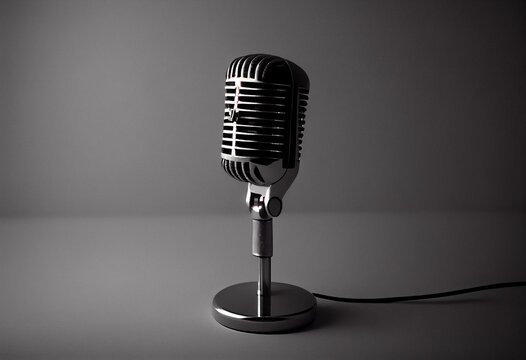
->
212, 167, 317, 333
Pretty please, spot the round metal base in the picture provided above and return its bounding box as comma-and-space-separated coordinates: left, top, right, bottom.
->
212, 282, 317, 333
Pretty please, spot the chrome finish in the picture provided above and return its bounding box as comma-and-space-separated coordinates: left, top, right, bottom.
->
257, 290, 271, 317
212, 282, 317, 333
214, 54, 314, 333
221, 54, 310, 185
258, 258, 271, 297
252, 219, 273, 257
246, 166, 298, 219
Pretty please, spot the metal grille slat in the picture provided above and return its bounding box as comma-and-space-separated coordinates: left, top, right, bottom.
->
297, 88, 309, 159
222, 77, 291, 161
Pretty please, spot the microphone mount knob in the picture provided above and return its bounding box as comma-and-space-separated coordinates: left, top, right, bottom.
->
266, 197, 282, 217
247, 191, 283, 220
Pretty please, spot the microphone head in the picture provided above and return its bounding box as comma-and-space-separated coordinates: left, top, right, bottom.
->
221, 54, 309, 186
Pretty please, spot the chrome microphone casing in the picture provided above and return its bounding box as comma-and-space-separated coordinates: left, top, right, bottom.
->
213, 54, 315, 333
220, 54, 309, 218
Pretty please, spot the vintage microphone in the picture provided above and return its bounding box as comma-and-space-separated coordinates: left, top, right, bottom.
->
212, 54, 316, 333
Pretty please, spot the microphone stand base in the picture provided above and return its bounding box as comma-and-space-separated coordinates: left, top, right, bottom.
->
212, 282, 317, 333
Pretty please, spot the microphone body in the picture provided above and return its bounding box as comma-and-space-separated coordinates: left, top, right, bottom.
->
221, 54, 309, 211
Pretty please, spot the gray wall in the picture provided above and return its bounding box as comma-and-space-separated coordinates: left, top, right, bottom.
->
1, 0, 525, 217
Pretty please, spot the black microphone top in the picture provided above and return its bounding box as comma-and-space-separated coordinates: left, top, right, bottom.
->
221, 54, 309, 186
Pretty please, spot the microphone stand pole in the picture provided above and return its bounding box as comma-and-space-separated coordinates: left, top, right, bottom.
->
249, 194, 273, 315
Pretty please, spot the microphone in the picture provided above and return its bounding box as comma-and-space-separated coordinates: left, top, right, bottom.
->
213, 54, 316, 333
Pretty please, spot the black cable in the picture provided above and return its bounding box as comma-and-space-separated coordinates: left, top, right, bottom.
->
313, 281, 526, 303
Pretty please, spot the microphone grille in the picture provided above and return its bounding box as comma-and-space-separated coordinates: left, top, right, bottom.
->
222, 79, 291, 163
221, 158, 267, 184
221, 54, 309, 185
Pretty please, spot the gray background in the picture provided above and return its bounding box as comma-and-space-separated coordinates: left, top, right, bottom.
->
1, 0, 525, 359
1, 0, 525, 216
